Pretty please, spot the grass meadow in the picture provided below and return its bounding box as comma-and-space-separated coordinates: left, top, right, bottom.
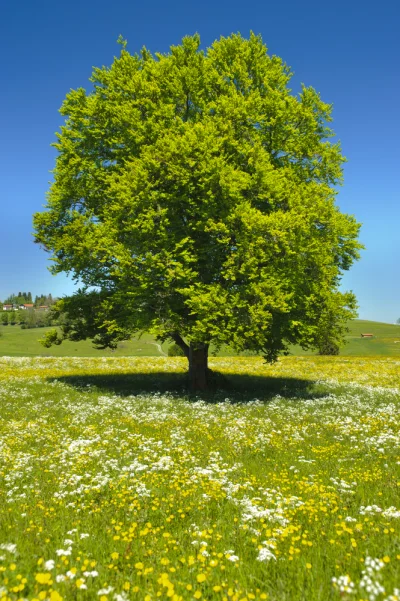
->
0, 320, 399, 358
1, 356, 400, 601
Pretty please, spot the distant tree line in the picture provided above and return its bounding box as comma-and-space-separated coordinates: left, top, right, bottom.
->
0, 310, 57, 329
1, 292, 55, 307
2, 292, 32, 305
0, 292, 59, 329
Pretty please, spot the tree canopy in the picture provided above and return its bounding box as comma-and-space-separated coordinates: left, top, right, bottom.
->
33, 33, 362, 389
3, 292, 32, 305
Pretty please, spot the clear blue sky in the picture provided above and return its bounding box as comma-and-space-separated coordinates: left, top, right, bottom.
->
1, 0, 399, 321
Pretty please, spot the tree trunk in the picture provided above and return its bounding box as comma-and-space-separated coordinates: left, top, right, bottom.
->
168, 333, 209, 391
188, 343, 209, 391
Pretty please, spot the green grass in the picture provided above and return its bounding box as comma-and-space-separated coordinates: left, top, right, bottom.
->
0, 326, 170, 357
343, 319, 400, 356
0, 356, 399, 601
0, 319, 399, 358
286, 319, 400, 357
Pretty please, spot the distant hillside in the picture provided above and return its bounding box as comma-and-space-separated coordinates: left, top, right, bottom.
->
342, 319, 400, 356
0, 319, 399, 357
288, 320, 400, 357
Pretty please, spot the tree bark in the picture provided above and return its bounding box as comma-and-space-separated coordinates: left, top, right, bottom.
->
168, 333, 209, 390
188, 342, 209, 391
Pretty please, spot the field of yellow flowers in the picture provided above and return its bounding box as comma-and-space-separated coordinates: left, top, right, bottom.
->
0, 356, 400, 601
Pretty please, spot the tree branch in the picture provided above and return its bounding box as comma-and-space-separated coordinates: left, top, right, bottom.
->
169, 331, 190, 359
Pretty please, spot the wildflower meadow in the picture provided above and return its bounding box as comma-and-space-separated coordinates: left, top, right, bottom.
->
1, 356, 399, 601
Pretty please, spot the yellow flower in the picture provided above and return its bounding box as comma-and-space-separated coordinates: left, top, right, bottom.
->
306, 563, 312, 569
383, 556, 390, 563
196, 574, 206, 583
35, 573, 52, 585
111, 552, 119, 560
135, 562, 144, 570
194, 592, 202, 599
186, 585, 193, 591
213, 586, 222, 592
50, 592, 63, 601
123, 582, 130, 591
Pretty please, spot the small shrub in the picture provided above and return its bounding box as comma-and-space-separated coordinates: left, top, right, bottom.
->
318, 341, 340, 355
168, 343, 185, 357
38, 328, 62, 348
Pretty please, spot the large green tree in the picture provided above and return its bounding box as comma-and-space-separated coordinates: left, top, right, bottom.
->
34, 33, 362, 389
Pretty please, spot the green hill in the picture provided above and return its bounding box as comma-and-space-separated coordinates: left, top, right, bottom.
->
0, 319, 399, 357
288, 319, 400, 357
342, 319, 400, 356
0, 326, 170, 357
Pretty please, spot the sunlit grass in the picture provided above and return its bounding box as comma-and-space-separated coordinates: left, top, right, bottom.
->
0, 356, 399, 389
1, 357, 400, 601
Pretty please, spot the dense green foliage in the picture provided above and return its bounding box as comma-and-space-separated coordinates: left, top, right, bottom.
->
33, 33, 362, 377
